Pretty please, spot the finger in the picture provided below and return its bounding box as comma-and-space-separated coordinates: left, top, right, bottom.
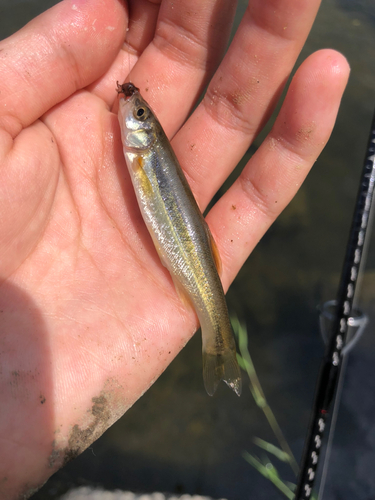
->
206, 49, 350, 289
115, 0, 237, 136
0, 0, 127, 138
126, 0, 160, 54
86, 0, 160, 102
172, 0, 322, 207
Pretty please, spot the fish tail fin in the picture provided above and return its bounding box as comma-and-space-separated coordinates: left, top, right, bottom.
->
203, 350, 242, 397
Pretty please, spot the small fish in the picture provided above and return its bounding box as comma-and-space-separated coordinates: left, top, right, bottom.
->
117, 82, 241, 396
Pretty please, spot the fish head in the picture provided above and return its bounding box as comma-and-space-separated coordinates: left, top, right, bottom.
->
117, 82, 158, 151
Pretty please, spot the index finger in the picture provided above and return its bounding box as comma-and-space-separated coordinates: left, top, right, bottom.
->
0, 0, 127, 139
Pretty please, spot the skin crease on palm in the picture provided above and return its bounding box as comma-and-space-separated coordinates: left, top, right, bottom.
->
0, 0, 349, 497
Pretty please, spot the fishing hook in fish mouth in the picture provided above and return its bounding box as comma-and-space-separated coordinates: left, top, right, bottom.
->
116, 81, 139, 98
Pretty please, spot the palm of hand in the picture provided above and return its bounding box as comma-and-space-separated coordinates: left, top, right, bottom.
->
0, 0, 349, 497
2, 66, 193, 480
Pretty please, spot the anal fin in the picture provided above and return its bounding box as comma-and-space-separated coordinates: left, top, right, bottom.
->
170, 274, 193, 310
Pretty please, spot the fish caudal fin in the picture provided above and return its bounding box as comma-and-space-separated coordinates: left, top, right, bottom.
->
203, 350, 242, 397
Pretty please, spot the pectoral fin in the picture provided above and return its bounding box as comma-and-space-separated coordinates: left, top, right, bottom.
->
132, 156, 154, 199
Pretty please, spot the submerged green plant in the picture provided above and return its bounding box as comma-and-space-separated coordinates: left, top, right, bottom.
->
232, 315, 317, 500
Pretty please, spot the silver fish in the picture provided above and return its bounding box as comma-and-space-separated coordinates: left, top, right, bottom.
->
117, 82, 241, 396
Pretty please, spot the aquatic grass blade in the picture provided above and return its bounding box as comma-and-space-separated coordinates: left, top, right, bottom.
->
233, 314, 299, 475
253, 437, 291, 463
242, 452, 295, 500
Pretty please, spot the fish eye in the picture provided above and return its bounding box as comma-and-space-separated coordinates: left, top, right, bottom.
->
134, 106, 148, 121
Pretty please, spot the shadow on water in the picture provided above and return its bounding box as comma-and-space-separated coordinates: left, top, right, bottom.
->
1, 0, 375, 499
0, 0, 60, 39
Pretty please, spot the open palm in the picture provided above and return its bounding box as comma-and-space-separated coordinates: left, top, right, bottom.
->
0, 0, 349, 497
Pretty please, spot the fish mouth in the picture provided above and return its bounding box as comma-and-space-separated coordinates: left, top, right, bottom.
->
116, 81, 139, 99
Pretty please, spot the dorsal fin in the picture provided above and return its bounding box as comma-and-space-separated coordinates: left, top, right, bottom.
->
206, 227, 222, 276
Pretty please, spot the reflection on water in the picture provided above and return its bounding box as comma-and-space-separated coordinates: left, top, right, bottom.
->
337, 0, 375, 27
1, 0, 375, 499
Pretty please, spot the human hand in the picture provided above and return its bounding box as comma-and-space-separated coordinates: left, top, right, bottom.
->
0, 0, 349, 497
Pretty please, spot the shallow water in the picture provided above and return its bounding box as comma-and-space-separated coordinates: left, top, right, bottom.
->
1, 1, 375, 499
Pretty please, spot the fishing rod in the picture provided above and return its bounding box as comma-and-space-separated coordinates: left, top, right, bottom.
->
294, 108, 375, 500
317, 301, 368, 499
